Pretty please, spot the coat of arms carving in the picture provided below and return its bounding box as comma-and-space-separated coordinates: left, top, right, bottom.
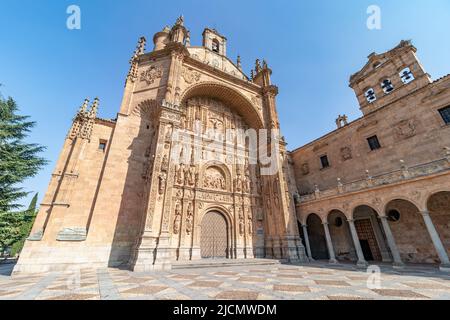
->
340, 146, 352, 161
394, 119, 417, 140
140, 66, 163, 85
182, 67, 201, 84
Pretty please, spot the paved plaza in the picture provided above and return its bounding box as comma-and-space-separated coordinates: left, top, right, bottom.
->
1, 261, 450, 300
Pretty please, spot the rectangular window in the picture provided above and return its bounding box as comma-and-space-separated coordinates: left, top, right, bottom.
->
439, 106, 450, 125
320, 155, 330, 169
99, 140, 107, 151
367, 135, 381, 151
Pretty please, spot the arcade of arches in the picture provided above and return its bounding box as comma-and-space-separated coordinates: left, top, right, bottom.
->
298, 191, 450, 271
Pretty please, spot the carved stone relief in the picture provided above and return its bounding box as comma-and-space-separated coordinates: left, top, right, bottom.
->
394, 119, 417, 140
181, 67, 201, 84
140, 66, 163, 85
340, 146, 353, 161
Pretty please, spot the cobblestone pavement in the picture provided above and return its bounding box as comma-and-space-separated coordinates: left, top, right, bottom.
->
1, 262, 450, 300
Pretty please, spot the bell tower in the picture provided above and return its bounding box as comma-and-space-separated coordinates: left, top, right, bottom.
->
349, 40, 432, 115
202, 28, 227, 56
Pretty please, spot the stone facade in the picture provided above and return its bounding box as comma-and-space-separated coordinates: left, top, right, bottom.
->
14, 20, 450, 274
293, 40, 450, 271
14, 17, 306, 273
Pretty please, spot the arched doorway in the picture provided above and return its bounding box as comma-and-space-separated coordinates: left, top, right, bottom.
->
200, 211, 229, 259
353, 205, 386, 262
306, 214, 329, 260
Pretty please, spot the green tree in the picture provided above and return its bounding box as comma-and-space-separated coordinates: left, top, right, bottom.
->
10, 193, 39, 256
0, 96, 47, 212
0, 93, 47, 257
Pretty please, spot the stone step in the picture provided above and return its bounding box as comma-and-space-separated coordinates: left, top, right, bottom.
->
172, 258, 282, 270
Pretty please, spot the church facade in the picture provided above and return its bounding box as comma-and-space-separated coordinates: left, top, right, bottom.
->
14, 18, 450, 273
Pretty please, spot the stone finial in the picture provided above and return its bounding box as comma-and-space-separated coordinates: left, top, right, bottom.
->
185, 30, 191, 46
78, 98, 89, 114
175, 15, 184, 26
399, 159, 407, 170
400, 159, 410, 178
262, 59, 268, 69
89, 98, 99, 118
237, 55, 242, 70
444, 147, 450, 162
337, 178, 343, 193
136, 36, 146, 55
255, 59, 262, 73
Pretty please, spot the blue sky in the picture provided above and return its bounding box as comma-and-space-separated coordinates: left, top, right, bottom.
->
1, 0, 450, 207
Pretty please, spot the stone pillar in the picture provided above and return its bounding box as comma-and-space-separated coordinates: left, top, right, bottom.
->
369, 215, 391, 262
301, 224, 314, 261
379, 216, 404, 268
322, 222, 337, 264
272, 236, 282, 259
420, 211, 450, 272
265, 236, 274, 259
347, 219, 368, 268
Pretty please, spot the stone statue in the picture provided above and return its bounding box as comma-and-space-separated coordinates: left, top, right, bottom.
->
185, 215, 192, 235
161, 154, 169, 171
239, 219, 245, 236
158, 172, 167, 195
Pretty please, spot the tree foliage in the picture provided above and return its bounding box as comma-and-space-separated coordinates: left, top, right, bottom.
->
0, 96, 47, 212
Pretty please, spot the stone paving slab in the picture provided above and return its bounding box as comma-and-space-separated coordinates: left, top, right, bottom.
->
1, 262, 450, 300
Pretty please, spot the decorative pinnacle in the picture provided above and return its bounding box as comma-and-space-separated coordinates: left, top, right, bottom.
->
79, 98, 90, 114
175, 15, 184, 26
88, 98, 99, 118
255, 59, 262, 73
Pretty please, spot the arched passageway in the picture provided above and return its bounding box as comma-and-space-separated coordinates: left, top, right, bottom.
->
327, 210, 356, 262
353, 205, 388, 262
385, 199, 438, 263
306, 214, 329, 260
427, 192, 450, 258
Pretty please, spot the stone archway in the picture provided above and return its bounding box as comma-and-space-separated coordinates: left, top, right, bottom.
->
200, 211, 229, 259
385, 199, 438, 263
327, 210, 356, 262
306, 214, 329, 260
353, 205, 386, 262
427, 191, 450, 258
